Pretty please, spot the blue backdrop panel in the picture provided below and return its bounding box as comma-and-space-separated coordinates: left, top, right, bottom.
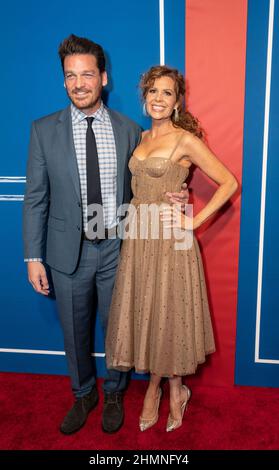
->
0, 0, 185, 377
165, 0, 185, 74
235, 0, 279, 386
259, 2, 279, 360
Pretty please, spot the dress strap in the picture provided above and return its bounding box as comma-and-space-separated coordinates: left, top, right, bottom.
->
169, 133, 185, 161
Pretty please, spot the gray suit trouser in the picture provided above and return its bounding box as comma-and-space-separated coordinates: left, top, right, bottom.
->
51, 237, 127, 398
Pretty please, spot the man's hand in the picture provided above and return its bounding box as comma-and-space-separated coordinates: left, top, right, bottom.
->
166, 182, 189, 210
27, 261, 50, 296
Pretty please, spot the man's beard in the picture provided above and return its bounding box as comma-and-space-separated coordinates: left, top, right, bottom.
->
68, 89, 100, 111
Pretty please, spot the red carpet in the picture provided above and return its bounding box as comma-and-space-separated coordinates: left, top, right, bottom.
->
0, 372, 278, 450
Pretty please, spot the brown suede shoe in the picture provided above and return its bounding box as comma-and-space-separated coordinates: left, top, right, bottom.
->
60, 386, 99, 435
102, 391, 124, 433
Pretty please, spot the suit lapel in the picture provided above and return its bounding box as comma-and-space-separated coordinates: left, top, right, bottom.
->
55, 105, 129, 206
107, 108, 128, 208
56, 106, 81, 200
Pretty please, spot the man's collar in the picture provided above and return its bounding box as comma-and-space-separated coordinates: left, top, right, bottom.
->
71, 101, 105, 124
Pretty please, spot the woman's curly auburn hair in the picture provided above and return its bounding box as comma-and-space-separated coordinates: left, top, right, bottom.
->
140, 65, 203, 139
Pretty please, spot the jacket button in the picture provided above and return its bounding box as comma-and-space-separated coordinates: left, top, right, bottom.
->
77, 201, 81, 207
77, 225, 80, 231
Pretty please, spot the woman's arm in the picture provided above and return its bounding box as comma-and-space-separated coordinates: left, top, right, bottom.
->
161, 133, 238, 230
186, 133, 238, 229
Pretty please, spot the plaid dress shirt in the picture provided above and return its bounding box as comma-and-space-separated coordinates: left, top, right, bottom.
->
71, 102, 117, 231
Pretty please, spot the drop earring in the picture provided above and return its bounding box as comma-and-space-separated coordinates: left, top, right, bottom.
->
174, 108, 179, 122
143, 102, 148, 116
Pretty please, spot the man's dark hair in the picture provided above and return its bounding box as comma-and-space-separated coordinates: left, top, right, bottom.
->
58, 34, 106, 73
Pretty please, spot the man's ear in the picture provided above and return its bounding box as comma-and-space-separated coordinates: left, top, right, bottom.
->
102, 71, 108, 87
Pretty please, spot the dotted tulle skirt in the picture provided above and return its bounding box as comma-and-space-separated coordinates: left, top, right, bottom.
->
105, 155, 215, 377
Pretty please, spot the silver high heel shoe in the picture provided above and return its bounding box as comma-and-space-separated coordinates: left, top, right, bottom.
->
166, 385, 191, 432
139, 388, 162, 432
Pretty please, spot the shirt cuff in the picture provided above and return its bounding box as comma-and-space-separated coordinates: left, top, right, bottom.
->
24, 258, 43, 262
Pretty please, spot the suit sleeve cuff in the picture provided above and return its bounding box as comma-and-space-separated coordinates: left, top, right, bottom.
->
24, 258, 43, 262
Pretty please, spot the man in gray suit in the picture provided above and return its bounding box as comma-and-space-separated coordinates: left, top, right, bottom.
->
23, 34, 187, 435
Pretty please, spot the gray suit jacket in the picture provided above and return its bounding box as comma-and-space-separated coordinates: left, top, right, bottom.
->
23, 105, 141, 274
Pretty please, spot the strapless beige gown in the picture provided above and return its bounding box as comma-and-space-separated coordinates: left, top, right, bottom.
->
106, 155, 215, 377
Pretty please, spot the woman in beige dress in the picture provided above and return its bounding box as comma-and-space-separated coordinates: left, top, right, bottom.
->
106, 65, 238, 432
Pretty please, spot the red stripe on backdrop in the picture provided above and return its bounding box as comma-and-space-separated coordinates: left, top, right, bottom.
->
185, 0, 247, 386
